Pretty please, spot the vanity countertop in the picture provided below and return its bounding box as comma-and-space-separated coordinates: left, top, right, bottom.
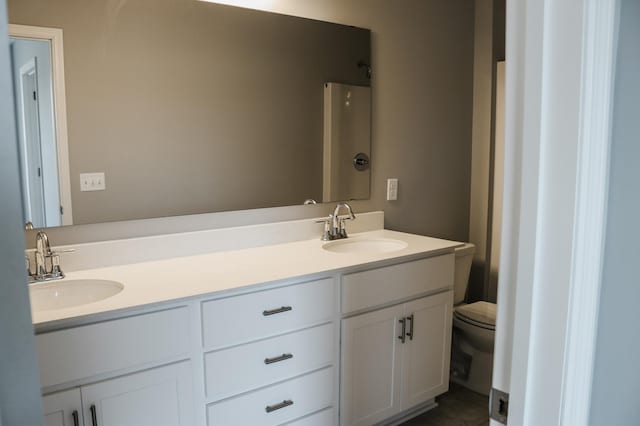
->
30, 229, 462, 328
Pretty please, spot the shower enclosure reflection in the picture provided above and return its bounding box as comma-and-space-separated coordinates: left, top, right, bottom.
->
323, 83, 371, 202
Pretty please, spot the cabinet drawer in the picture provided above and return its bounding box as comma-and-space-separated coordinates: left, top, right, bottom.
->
207, 367, 333, 426
341, 255, 454, 314
284, 408, 334, 426
205, 323, 334, 401
201, 278, 335, 349
37, 307, 190, 388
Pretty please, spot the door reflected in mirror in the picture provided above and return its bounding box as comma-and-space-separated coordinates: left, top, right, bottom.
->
8, 1, 372, 228
9, 25, 72, 228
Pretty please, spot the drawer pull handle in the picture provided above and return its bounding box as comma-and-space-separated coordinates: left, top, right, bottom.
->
398, 317, 406, 344
72, 410, 79, 426
406, 314, 414, 341
263, 306, 292, 316
264, 353, 294, 365
265, 399, 294, 413
90, 404, 98, 426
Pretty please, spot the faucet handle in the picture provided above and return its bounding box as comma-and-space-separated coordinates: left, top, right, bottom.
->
48, 249, 73, 278
25, 255, 33, 277
315, 215, 333, 241
50, 253, 65, 279
337, 218, 349, 239
35, 251, 48, 277
51, 248, 75, 255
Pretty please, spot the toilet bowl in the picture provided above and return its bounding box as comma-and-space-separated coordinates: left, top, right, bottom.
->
450, 243, 496, 396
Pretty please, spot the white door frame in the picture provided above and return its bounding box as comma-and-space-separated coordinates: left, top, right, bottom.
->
9, 24, 73, 226
493, 0, 618, 425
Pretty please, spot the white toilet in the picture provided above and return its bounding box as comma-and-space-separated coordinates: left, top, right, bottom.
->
450, 243, 496, 396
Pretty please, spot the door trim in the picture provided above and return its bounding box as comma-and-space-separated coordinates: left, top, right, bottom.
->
560, 0, 619, 424
494, 0, 619, 424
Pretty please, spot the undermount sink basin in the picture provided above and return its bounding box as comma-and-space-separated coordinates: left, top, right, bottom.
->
29, 279, 124, 312
322, 238, 408, 254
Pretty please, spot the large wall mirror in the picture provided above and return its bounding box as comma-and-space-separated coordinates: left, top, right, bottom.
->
8, 0, 372, 228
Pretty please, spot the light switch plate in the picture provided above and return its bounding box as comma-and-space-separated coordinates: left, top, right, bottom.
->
386, 178, 398, 201
80, 172, 106, 192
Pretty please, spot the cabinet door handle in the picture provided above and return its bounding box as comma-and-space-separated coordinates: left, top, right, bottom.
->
265, 399, 294, 413
406, 314, 414, 341
264, 353, 294, 365
90, 404, 98, 426
262, 306, 292, 316
398, 317, 406, 344
72, 410, 79, 426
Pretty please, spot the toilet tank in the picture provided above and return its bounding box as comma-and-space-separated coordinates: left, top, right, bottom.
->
453, 243, 475, 305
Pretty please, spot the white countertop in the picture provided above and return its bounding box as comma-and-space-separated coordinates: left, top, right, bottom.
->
30, 229, 462, 328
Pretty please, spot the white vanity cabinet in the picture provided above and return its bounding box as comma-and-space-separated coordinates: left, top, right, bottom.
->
82, 361, 193, 426
43, 362, 193, 426
37, 307, 195, 426
341, 303, 405, 425
36, 278, 340, 426
36, 307, 191, 388
43, 389, 83, 426
202, 277, 340, 426
34, 233, 458, 426
399, 293, 453, 409
340, 255, 454, 426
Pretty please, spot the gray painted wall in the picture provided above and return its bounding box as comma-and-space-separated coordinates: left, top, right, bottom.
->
0, 1, 45, 424
590, 0, 640, 424
21, 0, 475, 248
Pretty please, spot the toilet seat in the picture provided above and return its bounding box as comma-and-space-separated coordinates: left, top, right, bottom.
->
454, 301, 496, 330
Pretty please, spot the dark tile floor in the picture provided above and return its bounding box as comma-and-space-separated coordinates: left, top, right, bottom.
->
400, 383, 489, 426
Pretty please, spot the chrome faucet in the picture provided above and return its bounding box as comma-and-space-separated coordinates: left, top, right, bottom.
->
317, 202, 356, 241
332, 202, 356, 238
34, 231, 52, 277
27, 230, 70, 283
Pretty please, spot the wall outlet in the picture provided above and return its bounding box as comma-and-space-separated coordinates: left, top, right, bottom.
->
386, 178, 398, 201
80, 172, 106, 192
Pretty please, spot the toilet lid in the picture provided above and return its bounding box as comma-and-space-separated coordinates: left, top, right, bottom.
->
454, 301, 496, 327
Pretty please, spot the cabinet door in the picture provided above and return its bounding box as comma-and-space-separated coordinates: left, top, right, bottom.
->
400, 291, 453, 410
81, 361, 193, 426
340, 304, 404, 426
43, 389, 84, 426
